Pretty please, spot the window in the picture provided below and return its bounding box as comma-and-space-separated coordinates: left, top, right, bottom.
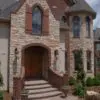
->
32, 7, 42, 34
96, 58, 100, 67
86, 16, 91, 37
54, 50, 59, 70
65, 52, 68, 71
96, 43, 100, 50
61, 16, 67, 23
73, 50, 83, 71
87, 51, 91, 71
72, 16, 81, 38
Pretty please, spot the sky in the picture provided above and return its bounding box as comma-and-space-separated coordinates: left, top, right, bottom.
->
85, 0, 100, 29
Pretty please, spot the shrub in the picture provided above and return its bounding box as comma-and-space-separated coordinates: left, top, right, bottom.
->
68, 77, 76, 85
96, 74, 100, 80
0, 73, 3, 87
86, 77, 94, 87
93, 77, 100, 86
0, 91, 3, 100
74, 83, 85, 97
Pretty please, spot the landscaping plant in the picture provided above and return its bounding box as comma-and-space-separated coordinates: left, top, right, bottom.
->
0, 71, 3, 100
86, 77, 94, 87
74, 50, 86, 98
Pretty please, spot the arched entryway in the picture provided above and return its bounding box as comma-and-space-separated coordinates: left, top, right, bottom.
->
22, 45, 50, 80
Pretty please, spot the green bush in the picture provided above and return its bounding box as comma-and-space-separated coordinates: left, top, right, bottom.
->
0, 91, 3, 100
0, 73, 3, 86
86, 77, 94, 87
74, 83, 85, 97
68, 77, 76, 85
96, 74, 100, 80
93, 77, 100, 86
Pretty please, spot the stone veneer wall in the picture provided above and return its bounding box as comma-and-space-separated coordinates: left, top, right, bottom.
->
9, 0, 62, 93
68, 14, 94, 77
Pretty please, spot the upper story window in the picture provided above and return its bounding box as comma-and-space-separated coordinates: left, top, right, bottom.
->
32, 7, 42, 34
86, 16, 91, 38
72, 16, 81, 38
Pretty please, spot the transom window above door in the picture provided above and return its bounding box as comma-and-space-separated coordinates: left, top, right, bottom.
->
32, 7, 42, 34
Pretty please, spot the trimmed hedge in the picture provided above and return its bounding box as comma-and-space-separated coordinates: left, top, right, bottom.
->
74, 83, 85, 97
86, 77, 94, 87
86, 77, 100, 87
0, 91, 3, 100
93, 77, 100, 86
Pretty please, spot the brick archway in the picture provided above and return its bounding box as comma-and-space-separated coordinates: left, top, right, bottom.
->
21, 43, 51, 80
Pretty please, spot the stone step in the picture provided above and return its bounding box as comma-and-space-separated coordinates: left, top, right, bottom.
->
28, 91, 62, 99
25, 84, 52, 90
25, 80, 48, 85
28, 87, 58, 94
24, 80, 62, 100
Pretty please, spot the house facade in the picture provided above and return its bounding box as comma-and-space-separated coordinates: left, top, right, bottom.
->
0, 0, 96, 99
94, 28, 100, 74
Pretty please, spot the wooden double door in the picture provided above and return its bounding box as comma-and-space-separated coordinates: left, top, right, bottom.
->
24, 47, 44, 79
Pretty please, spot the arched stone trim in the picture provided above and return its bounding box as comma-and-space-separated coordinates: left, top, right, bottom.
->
21, 43, 51, 67
32, 3, 44, 14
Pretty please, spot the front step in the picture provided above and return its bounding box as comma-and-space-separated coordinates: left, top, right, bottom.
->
25, 80, 48, 85
28, 91, 62, 99
24, 80, 62, 100
25, 84, 52, 90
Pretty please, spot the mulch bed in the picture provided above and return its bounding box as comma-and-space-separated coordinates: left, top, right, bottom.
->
87, 86, 100, 93
4, 92, 12, 100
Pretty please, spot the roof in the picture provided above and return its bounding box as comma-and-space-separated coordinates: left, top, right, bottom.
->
0, 0, 20, 21
0, 0, 17, 10
0, 0, 75, 21
66, 0, 96, 19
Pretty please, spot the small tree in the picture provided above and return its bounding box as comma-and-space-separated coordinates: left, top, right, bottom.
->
0, 61, 3, 87
0, 61, 4, 100
0, 72, 3, 87
74, 49, 86, 98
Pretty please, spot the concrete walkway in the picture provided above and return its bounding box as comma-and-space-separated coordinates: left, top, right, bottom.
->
38, 94, 79, 100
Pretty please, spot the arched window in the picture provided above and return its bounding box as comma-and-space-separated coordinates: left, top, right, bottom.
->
86, 16, 91, 37
61, 16, 67, 23
73, 50, 83, 70
32, 7, 42, 34
72, 16, 81, 38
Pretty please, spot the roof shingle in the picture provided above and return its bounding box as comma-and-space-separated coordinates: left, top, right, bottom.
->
66, 0, 96, 19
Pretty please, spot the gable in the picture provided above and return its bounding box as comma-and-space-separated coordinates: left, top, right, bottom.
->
0, 0, 72, 21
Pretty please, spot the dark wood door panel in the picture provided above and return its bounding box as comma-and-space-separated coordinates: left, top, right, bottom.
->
24, 47, 43, 79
